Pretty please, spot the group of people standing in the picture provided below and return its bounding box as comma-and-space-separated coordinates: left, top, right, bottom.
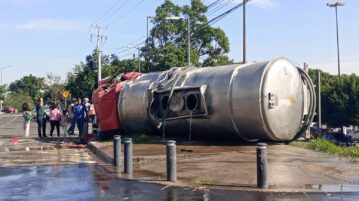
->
22, 97, 96, 140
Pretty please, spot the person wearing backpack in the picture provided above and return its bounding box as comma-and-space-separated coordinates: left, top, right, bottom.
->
73, 98, 87, 140
22, 102, 32, 137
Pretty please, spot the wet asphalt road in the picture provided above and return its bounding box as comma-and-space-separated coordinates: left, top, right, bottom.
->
0, 113, 359, 200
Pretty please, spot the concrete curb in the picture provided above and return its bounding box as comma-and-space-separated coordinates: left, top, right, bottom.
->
87, 141, 203, 165
87, 142, 114, 164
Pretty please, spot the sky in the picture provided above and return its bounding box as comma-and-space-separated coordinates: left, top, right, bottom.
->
0, 0, 358, 84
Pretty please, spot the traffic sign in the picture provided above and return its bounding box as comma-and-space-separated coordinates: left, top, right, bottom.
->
62, 90, 70, 98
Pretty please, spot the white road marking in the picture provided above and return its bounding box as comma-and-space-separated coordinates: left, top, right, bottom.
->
0, 116, 19, 128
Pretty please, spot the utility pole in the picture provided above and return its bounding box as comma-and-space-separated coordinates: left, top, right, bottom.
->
92, 25, 106, 83
243, 0, 247, 64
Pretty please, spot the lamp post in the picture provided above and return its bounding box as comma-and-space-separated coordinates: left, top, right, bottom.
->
147, 16, 156, 72
165, 16, 191, 67
327, 2, 345, 77
243, 0, 247, 64
1, 65, 11, 85
127, 46, 141, 73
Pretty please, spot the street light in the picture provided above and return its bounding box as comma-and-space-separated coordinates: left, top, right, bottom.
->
165, 16, 191, 67
127, 45, 141, 73
1, 65, 11, 85
243, 0, 247, 64
327, 1, 345, 77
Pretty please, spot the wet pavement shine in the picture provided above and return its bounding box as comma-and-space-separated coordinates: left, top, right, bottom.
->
1, 114, 359, 200
1, 164, 359, 201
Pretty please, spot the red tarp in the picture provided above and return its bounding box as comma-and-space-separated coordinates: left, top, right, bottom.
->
92, 72, 142, 132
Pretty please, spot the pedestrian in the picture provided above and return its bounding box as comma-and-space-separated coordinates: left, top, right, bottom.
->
73, 98, 87, 141
67, 98, 76, 135
43, 101, 51, 135
35, 98, 47, 139
60, 109, 69, 140
83, 97, 91, 135
49, 103, 61, 138
22, 102, 32, 137
88, 102, 96, 125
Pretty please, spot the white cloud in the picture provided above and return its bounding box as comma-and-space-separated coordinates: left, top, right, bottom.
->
15, 19, 83, 31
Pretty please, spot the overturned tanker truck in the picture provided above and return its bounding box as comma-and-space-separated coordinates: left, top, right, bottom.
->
92, 57, 316, 143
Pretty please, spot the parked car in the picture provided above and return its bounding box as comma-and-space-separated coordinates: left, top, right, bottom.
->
348, 131, 359, 141
2, 107, 16, 113
322, 132, 356, 147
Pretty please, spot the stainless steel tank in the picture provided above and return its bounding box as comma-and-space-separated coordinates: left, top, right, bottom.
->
118, 57, 314, 142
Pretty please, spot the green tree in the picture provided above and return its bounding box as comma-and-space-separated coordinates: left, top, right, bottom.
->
0, 84, 6, 100
66, 56, 97, 99
8, 74, 45, 101
43, 73, 65, 102
144, 0, 231, 71
4, 91, 34, 111
309, 69, 359, 127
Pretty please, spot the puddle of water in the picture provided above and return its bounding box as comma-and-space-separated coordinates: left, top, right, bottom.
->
0, 164, 359, 201
1, 146, 56, 152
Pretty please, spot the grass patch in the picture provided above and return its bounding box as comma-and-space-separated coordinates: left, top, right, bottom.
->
292, 139, 359, 158
192, 177, 214, 185
129, 133, 161, 144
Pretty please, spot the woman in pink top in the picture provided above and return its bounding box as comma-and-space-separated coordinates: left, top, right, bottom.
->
49, 103, 61, 137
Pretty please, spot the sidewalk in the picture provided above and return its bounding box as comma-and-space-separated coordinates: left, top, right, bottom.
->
88, 141, 359, 193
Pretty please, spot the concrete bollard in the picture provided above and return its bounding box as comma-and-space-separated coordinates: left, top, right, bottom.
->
124, 138, 133, 174
166, 140, 177, 182
256, 143, 268, 188
113, 135, 121, 166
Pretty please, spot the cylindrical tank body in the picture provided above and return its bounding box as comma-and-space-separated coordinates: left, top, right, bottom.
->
118, 58, 306, 142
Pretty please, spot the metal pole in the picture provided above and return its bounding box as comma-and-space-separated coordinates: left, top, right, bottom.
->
113, 135, 121, 166
166, 140, 177, 182
1, 68, 2, 85
317, 71, 321, 135
146, 17, 149, 50
187, 17, 191, 67
97, 28, 102, 83
124, 138, 133, 174
138, 48, 141, 73
256, 143, 267, 188
243, 0, 247, 64
335, 6, 341, 77
146, 16, 149, 72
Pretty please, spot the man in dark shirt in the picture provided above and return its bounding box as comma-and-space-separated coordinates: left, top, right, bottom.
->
35, 98, 47, 138
73, 98, 87, 140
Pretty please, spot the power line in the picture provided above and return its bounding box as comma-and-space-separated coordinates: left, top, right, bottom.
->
92, 0, 123, 25
208, 0, 251, 25
107, 0, 145, 27
207, 0, 225, 9
206, 0, 235, 17
95, 0, 131, 25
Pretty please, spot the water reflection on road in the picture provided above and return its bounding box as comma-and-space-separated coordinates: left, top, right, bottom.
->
0, 163, 358, 201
